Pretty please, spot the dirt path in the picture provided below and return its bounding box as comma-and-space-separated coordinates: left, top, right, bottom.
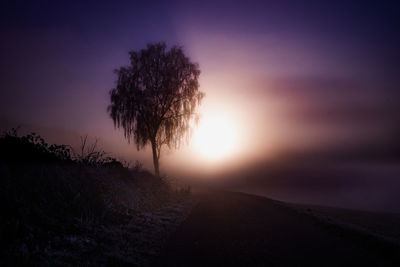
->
156, 191, 399, 266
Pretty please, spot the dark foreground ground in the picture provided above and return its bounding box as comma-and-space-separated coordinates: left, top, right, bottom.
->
157, 191, 400, 267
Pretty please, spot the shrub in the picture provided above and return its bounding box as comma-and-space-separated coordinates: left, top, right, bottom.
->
0, 129, 128, 169
0, 128, 72, 163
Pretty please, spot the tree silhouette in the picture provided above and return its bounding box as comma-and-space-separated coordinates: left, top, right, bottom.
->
108, 42, 204, 177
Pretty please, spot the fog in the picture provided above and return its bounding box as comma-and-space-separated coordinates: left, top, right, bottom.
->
1, 0, 399, 213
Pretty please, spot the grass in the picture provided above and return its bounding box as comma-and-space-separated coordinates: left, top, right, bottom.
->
0, 129, 192, 266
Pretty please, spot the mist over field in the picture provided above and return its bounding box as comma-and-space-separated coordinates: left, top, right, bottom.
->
1, 1, 400, 265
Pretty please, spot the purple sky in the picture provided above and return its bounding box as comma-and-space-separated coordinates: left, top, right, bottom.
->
1, 0, 399, 173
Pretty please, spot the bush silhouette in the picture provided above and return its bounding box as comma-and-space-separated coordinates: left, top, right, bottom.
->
0, 128, 72, 163
0, 129, 127, 168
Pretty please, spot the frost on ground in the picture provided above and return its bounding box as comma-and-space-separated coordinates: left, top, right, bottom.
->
0, 163, 198, 266
40, 195, 196, 267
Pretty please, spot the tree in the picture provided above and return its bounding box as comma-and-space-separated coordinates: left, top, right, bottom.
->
108, 42, 205, 177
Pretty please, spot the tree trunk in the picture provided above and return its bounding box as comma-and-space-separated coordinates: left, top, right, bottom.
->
151, 140, 160, 177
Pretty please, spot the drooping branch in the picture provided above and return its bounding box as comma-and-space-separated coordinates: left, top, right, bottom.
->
108, 42, 204, 176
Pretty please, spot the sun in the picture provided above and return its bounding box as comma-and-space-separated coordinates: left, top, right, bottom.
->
193, 113, 238, 160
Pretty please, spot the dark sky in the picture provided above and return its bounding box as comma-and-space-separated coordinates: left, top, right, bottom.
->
1, 0, 399, 171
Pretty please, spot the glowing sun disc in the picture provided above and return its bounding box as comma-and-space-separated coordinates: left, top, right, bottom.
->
193, 114, 238, 160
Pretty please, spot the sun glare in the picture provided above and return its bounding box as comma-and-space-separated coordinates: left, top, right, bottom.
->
193, 114, 238, 161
